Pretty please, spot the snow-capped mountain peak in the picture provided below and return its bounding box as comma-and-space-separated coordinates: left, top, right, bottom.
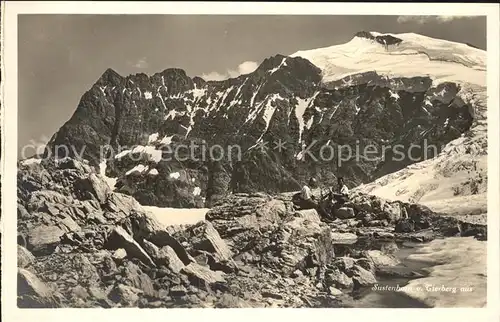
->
290, 31, 486, 87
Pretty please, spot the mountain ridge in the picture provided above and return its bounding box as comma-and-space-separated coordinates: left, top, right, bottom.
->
32, 31, 485, 209
95, 31, 487, 84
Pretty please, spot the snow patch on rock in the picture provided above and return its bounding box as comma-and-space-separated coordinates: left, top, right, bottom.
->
141, 206, 209, 227
148, 133, 159, 143
160, 135, 174, 145
268, 58, 287, 75
114, 145, 163, 163
126, 164, 149, 176
295, 92, 319, 143
131, 145, 163, 163
169, 172, 181, 180
20, 158, 42, 166
99, 160, 117, 190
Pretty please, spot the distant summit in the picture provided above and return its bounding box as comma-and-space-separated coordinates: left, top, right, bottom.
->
354, 31, 403, 47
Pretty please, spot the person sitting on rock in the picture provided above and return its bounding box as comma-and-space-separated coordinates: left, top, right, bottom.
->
330, 177, 349, 206
292, 177, 336, 222
292, 177, 319, 210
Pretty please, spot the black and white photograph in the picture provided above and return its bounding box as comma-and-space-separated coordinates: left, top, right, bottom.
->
1, 1, 499, 318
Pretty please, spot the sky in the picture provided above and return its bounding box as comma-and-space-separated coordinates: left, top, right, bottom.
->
18, 14, 486, 156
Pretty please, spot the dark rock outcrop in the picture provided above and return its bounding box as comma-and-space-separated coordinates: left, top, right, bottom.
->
354, 31, 403, 47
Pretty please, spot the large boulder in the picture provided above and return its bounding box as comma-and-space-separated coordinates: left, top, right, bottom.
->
334, 207, 355, 219
158, 246, 186, 273
352, 265, 377, 288
119, 261, 156, 298
378, 201, 402, 223
205, 194, 287, 253
108, 284, 143, 307
331, 232, 358, 243
26, 225, 65, 256
142, 240, 185, 273
104, 192, 144, 221
180, 221, 233, 261
247, 215, 334, 276
294, 209, 322, 222
364, 250, 400, 268
181, 262, 226, 291
395, 218, 415, 233
206, 194, 334, 275
123, 210, 165, 241
74, 173, 111, 205
58, 213, 82, 232
325, 268, 353, 289
105, 226, 156, 267
18, 268, 59, 308
18, 245, 35, 268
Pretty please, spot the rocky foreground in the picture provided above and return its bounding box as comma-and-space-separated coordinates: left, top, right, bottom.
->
17, 157, 486, 308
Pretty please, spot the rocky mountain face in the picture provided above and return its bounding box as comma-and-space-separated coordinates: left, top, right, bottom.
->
17, 158, 485, 308
44, 34, 475, 208
16, 30, 489, 309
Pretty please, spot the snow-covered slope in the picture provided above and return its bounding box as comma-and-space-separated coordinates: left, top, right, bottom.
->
353, 85, 487, 224
291, 32, 486, 87
292, 32, 488, 224
141, 205, 209, 228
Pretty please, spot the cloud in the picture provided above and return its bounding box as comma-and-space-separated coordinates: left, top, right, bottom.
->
20, 134, 51, 159
133, 57, 149, 69
201, 61, 259, 81
199, 71, 227, 81
237, 61, 259, 75
397, 15, 477, 24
